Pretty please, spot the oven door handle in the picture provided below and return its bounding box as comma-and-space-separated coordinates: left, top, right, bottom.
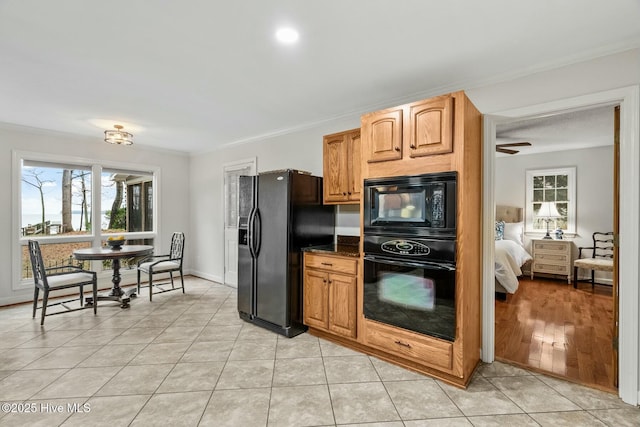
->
363, 255, 456, 272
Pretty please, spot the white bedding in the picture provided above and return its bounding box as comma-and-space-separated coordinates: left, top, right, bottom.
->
495, 239, 532, 293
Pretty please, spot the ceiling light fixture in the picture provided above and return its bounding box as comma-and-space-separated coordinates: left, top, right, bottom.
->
275, 27, 299, 44
104, 125, 133, 145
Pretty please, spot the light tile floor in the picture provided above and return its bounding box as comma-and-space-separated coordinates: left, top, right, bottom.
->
0, 276, 638, 426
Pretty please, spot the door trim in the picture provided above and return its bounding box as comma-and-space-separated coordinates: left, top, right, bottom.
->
481, 86, 640, 405
222, 157, 257, 287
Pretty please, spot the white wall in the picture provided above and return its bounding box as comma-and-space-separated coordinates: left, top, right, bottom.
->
190, 48, 639, 284
496, 145, 614, 281
189, 116, 359, 282
0, 124, 190, 305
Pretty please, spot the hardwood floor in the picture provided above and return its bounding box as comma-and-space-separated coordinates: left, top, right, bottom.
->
495, 277, 615, 392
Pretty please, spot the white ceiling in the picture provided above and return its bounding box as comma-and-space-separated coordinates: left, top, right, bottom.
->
495, 104, 616, 157
1, 1, 639, 154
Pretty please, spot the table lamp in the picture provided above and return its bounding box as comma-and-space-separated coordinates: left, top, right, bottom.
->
537, 202, 561, 239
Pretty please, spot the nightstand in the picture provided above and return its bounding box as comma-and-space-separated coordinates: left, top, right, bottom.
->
530, 239, 574, 283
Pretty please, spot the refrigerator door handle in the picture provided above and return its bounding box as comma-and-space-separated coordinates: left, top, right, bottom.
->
254, 208, 262, 257
248, 209, 256, 258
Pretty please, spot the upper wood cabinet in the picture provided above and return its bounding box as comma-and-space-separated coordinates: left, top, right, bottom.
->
407, 96, 453, 157
323, 128, 361, 204
361, 94, 455, 172
361, 108, 403, 163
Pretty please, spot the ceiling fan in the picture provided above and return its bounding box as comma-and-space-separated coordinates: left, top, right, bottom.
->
496, 141, 531, 154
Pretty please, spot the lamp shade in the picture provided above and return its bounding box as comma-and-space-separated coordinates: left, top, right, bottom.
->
537, 202, 561, 218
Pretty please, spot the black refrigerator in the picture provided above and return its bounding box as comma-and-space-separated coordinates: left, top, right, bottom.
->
237, 170, 335, 337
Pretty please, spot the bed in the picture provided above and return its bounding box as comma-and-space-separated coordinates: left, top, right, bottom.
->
495, 206, 532, 296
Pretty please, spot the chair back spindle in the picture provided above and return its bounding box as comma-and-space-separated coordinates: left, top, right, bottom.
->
592, 232, 614, 260
170, 232, 185, 262
28, 240, 48, 290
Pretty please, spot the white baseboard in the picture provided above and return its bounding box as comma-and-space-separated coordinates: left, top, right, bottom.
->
188, 269, 223, 284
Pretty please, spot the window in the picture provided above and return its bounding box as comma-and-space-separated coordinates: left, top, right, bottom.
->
525, 167, 576, 235
21, 161, 92, 236
224, 166, 252, 228
101, 170, 154, 233
15, 152, 158, 287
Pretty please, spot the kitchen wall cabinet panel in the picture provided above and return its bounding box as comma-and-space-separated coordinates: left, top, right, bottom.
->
407, 96, 454, 157
361, 93, 460, 179
362, 108, 403, 163
323, 128, 361, 204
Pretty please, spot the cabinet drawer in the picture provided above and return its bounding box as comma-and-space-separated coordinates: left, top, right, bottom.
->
304, 254, 357, 275
364, 320, 452, 371
533, 241, 570, 254
535, 253, 569, 263
533, 262, 570, 275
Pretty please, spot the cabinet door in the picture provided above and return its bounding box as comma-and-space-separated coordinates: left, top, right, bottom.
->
407, 96, 453, 157
303, 269, 329, 329
347, 130, 362, 201
363, 108, 403, 163
328, 273, 357, 338
323, 134, 349, 202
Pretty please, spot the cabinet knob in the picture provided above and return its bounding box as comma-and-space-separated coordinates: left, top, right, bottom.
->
394, 146, 400, 151
410, 144, 416, 149
328, 280, 332, 284
323, 279, 327, 283
347, 192, 351, 195
342, 192, 347, 196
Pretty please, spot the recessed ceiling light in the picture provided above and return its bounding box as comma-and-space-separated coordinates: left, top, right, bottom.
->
275, 27, 299, 44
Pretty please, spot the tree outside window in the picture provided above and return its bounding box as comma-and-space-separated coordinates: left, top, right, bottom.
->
101, 171, 154, 233
19, 159, 156, 281
21, 161, 92, 236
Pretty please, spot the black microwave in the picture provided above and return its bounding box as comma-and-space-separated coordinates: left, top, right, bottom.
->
363, 172, 457, 238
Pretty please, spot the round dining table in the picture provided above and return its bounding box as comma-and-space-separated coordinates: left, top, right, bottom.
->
73, 245, 153, 308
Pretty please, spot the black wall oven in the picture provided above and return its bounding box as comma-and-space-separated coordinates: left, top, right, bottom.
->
363, 171, 457, 238
363, 235, 456, 341
363, 171, 458, 342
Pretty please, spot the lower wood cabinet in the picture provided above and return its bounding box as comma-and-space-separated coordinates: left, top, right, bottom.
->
303, 253, 358, 339
363, 319, 453, 371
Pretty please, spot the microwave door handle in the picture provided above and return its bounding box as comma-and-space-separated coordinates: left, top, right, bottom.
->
363, 255, 455, 272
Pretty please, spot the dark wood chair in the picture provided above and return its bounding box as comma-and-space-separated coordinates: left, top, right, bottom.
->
573, 232, 614, 289
28, 240, 98, 325
136, 232, 185, 301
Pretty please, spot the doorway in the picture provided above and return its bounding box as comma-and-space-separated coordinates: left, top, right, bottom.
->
493, 105, 618, 390
481, 86, 640, 405
223, 158, 256, 287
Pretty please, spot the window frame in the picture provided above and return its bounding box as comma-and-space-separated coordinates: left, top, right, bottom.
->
12, 150, 160, 291
524, 166, 576, 237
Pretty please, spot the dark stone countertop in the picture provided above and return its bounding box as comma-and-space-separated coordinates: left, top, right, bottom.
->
302, 243, 360, 258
